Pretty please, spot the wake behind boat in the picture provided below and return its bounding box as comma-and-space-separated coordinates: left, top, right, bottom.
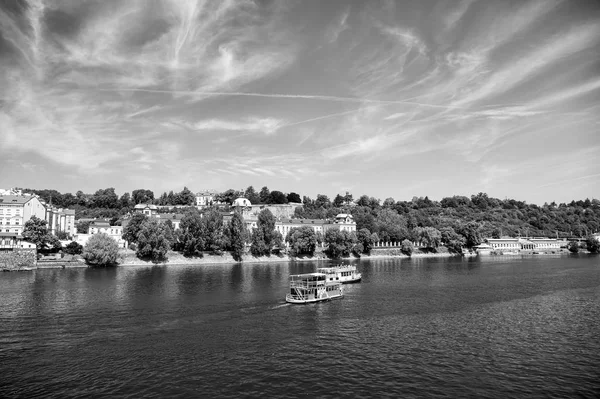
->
317, 264, 362, 284
285, 273, 343, 304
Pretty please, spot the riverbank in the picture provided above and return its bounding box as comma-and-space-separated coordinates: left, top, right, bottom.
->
115, 247, 461, 267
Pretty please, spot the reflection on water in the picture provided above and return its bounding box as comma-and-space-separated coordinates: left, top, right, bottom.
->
1, 255, 599, 397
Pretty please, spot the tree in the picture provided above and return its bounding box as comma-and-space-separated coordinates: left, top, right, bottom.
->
259, 186, 270, 204
176, 186, 196, 206
122, 214, 148, 244
245, 186, 261, 204
82, 233, 119, 266
315, 194, 331, 208
90, 188, 119, 208
383, 197, 395, 208
567, 241, 579, 253
460, 222, 482, 248
119, 193, 132, 208
400, 239, 414, 256
416, 226, 442, 251
136, 219, 171, 262
375, 209, 409, 243
333, 194, 345, 208
250, 209, 277, 256
268, 190, 288, 204
132, 189, 154, 204
202, 208, 225, 254
64, 241, 83, 255
76, 220, 91, 234
356, 228, 378, 254
286, 192, 302, 203
324, 229, 357, 258
286, 226, 318, 257
226, 210, 247, 261
21, 216, 57, 251
179, 209, 205, 256
586, 237, 599, 253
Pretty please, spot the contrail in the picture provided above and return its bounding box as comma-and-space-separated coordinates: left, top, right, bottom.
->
93, 87, 464, 109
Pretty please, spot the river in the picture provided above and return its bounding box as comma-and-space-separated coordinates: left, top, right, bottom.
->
1, 254, 599, 398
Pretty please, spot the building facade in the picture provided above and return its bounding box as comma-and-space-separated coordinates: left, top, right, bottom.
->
195, 190, 218, 208
243, 213, 357, 237
486, 238, 561, 251
0, 195, 46, 235
46, 207, 76, 237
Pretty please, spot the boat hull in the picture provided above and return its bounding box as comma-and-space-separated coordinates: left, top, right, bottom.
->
285, 293, 343, 304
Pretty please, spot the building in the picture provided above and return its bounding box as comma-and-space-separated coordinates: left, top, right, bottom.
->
195, 190, 219, 208
243, 213, 357, 236
75, 220, 127, 248
0, 188, 23, 196
0, 232, 36, 250
46, 207, 76, 237
0, 195, 46, 235
134, 203, 158, 217
154, 213, 184, 230
486, 237, 562, 252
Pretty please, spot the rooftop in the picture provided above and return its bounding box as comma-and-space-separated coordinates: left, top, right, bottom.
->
0, 195, 35, 205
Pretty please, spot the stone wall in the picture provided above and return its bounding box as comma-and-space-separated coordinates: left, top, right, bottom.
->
370, 248, 406, 257
0, 249, 37, 271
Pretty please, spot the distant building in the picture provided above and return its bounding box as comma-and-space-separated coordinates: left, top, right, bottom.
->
243, 213, 357, 236
0, 195, 46, 235
75, 221, 127, 248
0, 188, 23, 196
195, 190, 219, 208
486, 237, 561, 251
46, 207, 76, 236
134, 203, 158, 217
0, 232, 36, 250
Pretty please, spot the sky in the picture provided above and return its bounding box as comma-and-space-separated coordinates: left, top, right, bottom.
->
0, 0, 599, 205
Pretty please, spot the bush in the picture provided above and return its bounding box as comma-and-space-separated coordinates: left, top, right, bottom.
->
136, 219, 170, 262
586, 237, 599, 253
82, 233, 119, 266
567, 241, 579, 253
64, 241, 83, 255
400, 239, 414, 256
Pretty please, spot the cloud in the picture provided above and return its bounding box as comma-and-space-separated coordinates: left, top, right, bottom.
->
192, 117, 284, 135
326, 10, 349, 43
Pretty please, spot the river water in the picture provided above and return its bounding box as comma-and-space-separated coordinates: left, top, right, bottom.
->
1, 255, 599, 398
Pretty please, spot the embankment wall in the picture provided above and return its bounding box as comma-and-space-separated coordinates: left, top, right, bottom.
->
0, 249, 37, 271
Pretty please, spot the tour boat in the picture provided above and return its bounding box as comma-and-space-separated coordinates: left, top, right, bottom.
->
317, 264, 362, 284
285, 273, 344, 304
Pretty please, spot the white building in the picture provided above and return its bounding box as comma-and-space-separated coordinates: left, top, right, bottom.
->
195, 190, 219, 208
0, 195, 47, 235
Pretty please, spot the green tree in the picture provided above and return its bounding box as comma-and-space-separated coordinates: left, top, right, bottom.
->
250, 209, 277, 256
268, 190, 288, 204
119, 192, 132, 208
22, 216, 59, 251
82, 233, 119, 267
90, 188, 119, 208
286, 192, 302, 203
416, 226, 442, 251
132, 189, 154, 204
226, 210, 247, 261
333, 194, 345, 208
177, 186, 196, 206
179, 209, 205, 256
375, 209, 409, 243
286, 226, 318, 256
259, 186, 270, 204
567, 241, 579, 253
400, 239, 414, 256
244, 186, 261, 204
122, 214, 148, 244
356, 228, 378, 255
460, 222, 482, 248
585, 237, 599, 253
202, 208, 225, 254
324, 229, 357, 258
136, 219, 171, 262
64, 241, 83, 255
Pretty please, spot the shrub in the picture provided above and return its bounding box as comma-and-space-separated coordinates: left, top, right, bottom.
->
400, 239, 414, 256
64, 241, 83, 255
82, 233, 119, 267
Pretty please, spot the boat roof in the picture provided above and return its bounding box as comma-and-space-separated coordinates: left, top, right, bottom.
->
291, 273, 326, 277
